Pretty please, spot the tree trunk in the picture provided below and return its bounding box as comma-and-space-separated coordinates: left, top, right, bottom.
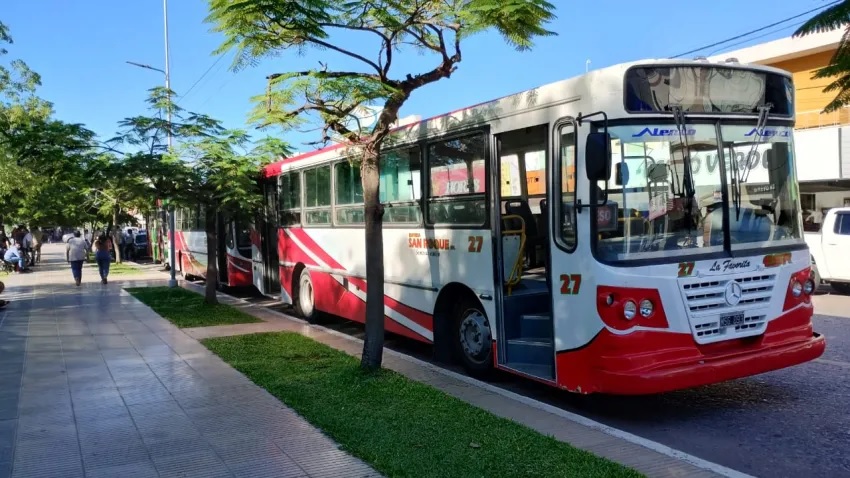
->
359, 150, 385, 371
204, 206, 219, 305
112, 204, 123, 263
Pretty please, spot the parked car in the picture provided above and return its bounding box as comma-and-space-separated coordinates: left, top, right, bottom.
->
805, 207, 850, 293
132, 231, 149, 259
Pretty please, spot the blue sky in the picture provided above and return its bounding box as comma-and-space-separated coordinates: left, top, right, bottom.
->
2, 0, 829, 150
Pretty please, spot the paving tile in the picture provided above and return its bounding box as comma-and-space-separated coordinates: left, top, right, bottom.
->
77, 416, 142, 446
80, 437, 151, 469
151, 449, 232, 478
118, 384, 173, 405
135, 413, 201, 444
127, 399, 185, 420
0, 420, 15, 464
73, 403, 130, 421
228, 455, 306, 478
211, 437, 287, 465
145, 437, 213, 459
10, 463, 84, 478
285, 449, 376, 478
85, 460, 160, 478
0, 400, 18, 421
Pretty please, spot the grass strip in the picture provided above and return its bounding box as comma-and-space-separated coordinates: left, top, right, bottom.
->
204, 331, 642, 478
126, 286, 261, 328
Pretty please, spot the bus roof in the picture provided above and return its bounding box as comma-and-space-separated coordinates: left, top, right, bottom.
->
263, 58, 791, 178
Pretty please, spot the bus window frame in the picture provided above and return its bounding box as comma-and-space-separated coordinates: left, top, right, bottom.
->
332, 159, 366, 228
553, 117, 578, 253
424, 127, 491, 230
379, 144, 425, 228
587, 117, 807, 268
621, 64, 794, 118
278, 170, 303, 227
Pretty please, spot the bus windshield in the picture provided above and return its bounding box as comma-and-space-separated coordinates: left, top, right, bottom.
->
595, 123, 803, 262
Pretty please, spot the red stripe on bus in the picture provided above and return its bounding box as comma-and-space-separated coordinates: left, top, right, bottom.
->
283, 227, 434, 332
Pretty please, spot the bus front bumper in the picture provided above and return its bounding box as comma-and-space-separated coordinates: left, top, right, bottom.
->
556, 305, 826, 395
593, 331, 825, 395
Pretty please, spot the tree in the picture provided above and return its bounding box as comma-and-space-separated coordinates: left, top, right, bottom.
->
177, 130, 273, 304
0, 21, 100, 228
100, 87, 223, 261
795, 1, 850, 112
206, 0, 556, 370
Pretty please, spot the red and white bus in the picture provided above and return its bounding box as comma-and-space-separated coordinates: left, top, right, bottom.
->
171, 206, 255, 289
254, 58, 825, 394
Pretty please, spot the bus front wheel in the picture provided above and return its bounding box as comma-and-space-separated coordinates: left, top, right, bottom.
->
294, 268, 318, 323
453, 297, 493, 377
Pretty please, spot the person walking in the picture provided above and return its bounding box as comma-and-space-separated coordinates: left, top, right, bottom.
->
66, 231, 88, 286
93, 234, 112, 285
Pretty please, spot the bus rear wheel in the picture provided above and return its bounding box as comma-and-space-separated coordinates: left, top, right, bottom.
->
294, 268, 318, 323
453, 297, 493, 377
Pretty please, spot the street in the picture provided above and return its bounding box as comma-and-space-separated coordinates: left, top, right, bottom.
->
231, 287, 850, 478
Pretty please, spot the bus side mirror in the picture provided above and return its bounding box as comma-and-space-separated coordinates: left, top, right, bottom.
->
585, 132, 612, 181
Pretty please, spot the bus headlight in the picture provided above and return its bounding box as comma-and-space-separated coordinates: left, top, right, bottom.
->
623, 300, 637, 320
791, 280, 803, 297
639, 299, 654, 318
803, 279, 815, 295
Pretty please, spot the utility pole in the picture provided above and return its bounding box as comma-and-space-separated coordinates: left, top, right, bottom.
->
126, 0, 177, 288
163, 0, 177, 288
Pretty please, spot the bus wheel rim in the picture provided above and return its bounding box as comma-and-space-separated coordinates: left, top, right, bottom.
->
459, 308, 490, 363
300, 276, 313, 314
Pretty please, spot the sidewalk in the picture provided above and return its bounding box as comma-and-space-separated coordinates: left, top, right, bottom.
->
0, 245, 379, 478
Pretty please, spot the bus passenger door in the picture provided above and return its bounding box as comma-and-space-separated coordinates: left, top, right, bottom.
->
252, 181, 282, 297
547, 117, 580, 383
493, 124, 555, 381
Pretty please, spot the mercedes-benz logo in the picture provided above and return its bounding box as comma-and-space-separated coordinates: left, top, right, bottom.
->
724, 281, 743, 306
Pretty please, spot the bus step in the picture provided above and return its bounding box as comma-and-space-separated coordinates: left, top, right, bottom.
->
504, 362, 554, 380
520, 314, 552, 339
506, 338, 553, 365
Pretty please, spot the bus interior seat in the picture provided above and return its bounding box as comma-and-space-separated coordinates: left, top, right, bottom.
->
505, 199, 539, 268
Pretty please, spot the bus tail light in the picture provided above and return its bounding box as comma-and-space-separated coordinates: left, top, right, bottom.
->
597, 286, 668, 330
783, 268, 813, 311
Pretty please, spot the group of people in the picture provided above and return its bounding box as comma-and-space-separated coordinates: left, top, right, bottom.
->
65, 230, 115, 286
0, 225, 47, 273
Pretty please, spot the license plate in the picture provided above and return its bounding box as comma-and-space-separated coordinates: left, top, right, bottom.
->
719, 312, 745, 327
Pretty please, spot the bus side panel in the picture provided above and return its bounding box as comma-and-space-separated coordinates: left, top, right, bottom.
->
225, 252, 253, 287
277, 226, 496, 344
175, 230, 207, 279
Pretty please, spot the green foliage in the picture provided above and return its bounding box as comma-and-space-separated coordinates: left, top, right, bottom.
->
795, 1, 850, 112
176, 129, 271, 219
207, 0, 557, 144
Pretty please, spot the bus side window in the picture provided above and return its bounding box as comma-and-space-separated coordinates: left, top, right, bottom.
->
334, 160, 365, 225
381, 147, 423, 224
278, 172, 302, 226
426, 133, 488, 227
304, 166, 332, 225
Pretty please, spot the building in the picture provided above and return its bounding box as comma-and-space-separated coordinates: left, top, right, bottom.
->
709, 28, 850, 227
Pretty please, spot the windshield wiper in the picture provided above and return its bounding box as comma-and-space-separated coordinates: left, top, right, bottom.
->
671, 105, 697, 231
731, 103, 772, 220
